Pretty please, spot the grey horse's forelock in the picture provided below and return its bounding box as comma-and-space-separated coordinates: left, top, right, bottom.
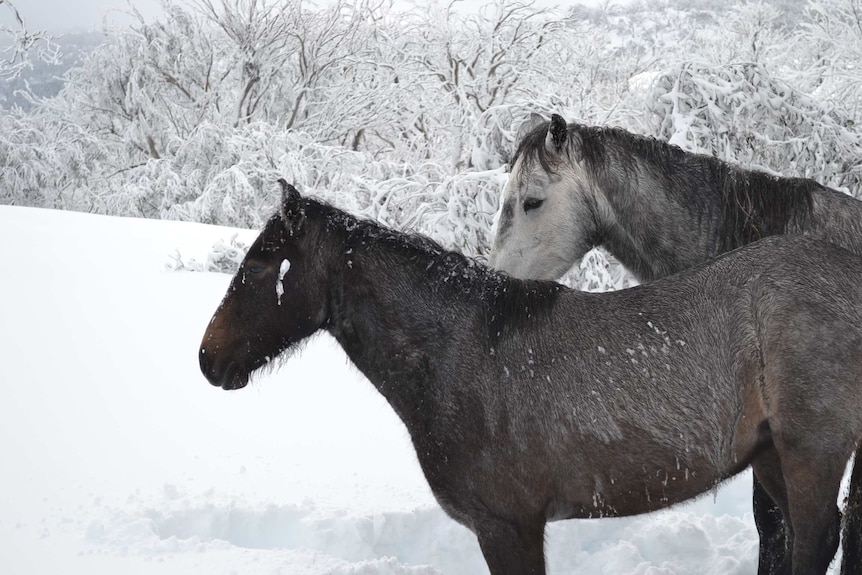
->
512, 120, 612, 176
511, 121, 565, 175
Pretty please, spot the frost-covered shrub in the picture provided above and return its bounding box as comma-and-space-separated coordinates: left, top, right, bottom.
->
167, 232, 249, 273
643, 62, 862, 194
559, 248, 640, 293
800, 0, 862, 109
0, 110, 107, 208
71, 118, 506, 259
387, 166, 506, 258
470, 102, 568, 171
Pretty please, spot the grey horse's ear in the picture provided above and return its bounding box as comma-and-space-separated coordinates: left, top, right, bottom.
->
279, 179, 304, 236
516, 113, 545, 143
545, 113, 568, 153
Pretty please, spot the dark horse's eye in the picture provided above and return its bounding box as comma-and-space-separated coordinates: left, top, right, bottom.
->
523, 198, 544, 213
246, 264, 266, 275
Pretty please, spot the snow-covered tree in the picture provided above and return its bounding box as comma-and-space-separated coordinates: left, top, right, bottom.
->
0, 0, 59, 84
799, 0, 862, 118
644, 61, 862, 194
6, 0, 862, 290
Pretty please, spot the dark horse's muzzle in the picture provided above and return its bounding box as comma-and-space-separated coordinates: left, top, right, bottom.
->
199, 345, 248, 390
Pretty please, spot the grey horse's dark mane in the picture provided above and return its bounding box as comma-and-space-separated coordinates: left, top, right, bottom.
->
513, 121, 817, 251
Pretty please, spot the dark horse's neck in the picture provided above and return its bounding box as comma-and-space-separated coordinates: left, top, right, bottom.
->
313, 201, 560, 446
578, 125, 819, 282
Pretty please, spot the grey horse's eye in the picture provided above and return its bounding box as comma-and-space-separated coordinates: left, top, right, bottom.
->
523, 198, 544, 213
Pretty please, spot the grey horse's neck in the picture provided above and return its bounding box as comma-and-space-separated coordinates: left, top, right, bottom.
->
586, 143, 844, 282
593, 175, 719, 283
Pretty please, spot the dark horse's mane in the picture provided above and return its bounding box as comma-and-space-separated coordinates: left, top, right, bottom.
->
513, 121, 818, 252
303, 197, 562, 343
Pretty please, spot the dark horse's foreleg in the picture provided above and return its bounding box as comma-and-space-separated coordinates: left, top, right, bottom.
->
841, 449, 862, 575
475, 515, 546, 575
753, 475, 789, 574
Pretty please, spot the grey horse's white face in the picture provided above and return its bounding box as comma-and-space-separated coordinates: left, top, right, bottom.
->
489, 143, 599, 281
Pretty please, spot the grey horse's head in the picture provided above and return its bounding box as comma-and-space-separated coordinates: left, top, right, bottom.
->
489, 114, 606, 281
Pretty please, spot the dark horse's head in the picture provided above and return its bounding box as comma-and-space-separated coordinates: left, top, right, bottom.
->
199, 180, 331, 390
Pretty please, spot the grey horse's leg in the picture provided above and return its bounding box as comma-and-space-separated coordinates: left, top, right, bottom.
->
753, 474, 790, 574
475, 515, 546, 575
752, 447, 792, 575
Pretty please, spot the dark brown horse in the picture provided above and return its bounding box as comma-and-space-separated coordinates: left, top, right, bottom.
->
201, 180, 862, 575
490, 113, 862, 574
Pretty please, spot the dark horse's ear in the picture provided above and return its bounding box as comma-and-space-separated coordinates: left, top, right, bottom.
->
545, 113, 568, 153
279, 179, 304, 237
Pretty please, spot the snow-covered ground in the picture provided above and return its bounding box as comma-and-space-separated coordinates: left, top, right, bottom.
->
1, 204, 844, 574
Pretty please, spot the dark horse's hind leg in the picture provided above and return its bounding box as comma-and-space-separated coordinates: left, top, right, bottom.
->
475, 515, 546, 575
841, 450, 862, 575
753, 475, 789, 574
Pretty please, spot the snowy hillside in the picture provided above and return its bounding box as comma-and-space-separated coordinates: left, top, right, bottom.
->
5, 204, 844, 575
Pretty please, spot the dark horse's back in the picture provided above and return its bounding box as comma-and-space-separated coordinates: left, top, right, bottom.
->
810, 184, 862, 255
472, 234, 862, 523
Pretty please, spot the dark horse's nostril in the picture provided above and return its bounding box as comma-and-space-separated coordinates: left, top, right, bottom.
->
199, 347, 219, 385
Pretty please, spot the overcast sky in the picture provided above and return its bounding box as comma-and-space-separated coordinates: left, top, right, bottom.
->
7, 0, 600, 33
4, 0, 166, 32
